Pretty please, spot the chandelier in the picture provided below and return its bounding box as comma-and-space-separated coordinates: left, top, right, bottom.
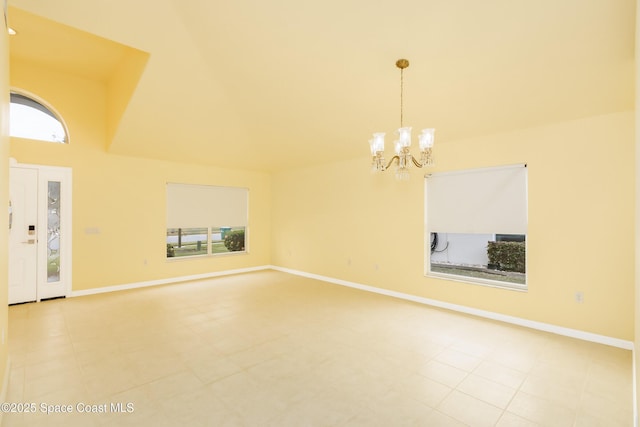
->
369, 59, 435, 180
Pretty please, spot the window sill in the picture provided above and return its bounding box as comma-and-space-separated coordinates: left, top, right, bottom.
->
426, 271, 528, 292
166, 251, 248, 261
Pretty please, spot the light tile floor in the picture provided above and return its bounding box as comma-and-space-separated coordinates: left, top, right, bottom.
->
2, 270, 633, 426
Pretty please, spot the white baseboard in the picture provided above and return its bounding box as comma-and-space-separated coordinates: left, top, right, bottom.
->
69, 265, 272, 298
272, 266, 634, 351
633, 346, 638, 427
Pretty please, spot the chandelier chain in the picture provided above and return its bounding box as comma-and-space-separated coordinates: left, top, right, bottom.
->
400, 67, 404, 128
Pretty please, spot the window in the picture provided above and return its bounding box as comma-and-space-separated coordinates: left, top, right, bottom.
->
166, 228, 209, 257
10, 91, 68, 143
166, 183, 248, 258
425, 164, 528, 289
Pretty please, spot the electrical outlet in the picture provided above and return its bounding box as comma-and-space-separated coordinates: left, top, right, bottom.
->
575, 292, 584, 304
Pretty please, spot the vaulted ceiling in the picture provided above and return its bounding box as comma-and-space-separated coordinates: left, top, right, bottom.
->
7, 0, 636, 172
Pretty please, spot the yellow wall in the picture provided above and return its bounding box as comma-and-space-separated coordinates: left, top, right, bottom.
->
0, 7, 12, 398
9, 60, 271, 291
635, 0, 640, 421
272, 112, 635, 340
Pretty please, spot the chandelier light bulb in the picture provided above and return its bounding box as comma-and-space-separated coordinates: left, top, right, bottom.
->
369, 132, 385, 155
397, 127, 412, 148
418, 128, 435, 150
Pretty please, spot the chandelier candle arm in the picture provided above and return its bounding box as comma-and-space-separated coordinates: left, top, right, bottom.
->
369, 59, 435, 179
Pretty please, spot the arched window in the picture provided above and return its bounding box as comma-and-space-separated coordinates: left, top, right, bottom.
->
9, 91, 69, 143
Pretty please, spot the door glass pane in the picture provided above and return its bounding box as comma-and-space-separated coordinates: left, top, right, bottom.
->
47, 181, 61, 282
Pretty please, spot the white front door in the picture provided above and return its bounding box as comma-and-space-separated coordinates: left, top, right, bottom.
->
8, 168, 38, 304
9, 164, 72, 304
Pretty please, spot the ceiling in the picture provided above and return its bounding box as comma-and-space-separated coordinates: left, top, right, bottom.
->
6, 0, 636, 172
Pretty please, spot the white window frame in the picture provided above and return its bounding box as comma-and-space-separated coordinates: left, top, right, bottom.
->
166, 183, 248, 259
425, 164, 528, 291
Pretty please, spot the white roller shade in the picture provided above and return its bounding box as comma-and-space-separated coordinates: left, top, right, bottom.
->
166, 183, 248, 228
426, 164, 527, 234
